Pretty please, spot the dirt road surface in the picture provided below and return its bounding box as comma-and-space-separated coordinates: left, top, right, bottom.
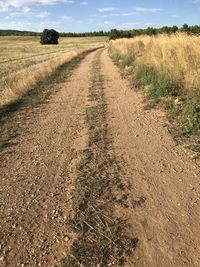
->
101, 49, 200, 267
0, 51, 96, 267
0, 48, 200, 267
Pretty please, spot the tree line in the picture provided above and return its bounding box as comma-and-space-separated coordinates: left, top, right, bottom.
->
108, 24, 200, 39
1, 24, 200, 39
0, 30, 40, 36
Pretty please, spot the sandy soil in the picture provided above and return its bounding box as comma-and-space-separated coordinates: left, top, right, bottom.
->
101, 49, 200, 267
0, 50, 97, 267
1, 48, 200, 267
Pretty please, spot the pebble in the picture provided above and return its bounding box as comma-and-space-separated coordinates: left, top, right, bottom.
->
64, 236, 69, 242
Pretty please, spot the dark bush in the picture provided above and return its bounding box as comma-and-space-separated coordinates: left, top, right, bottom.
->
40, 29, 59, 45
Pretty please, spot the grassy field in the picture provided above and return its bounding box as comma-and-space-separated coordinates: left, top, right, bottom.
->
109, 33, 200, 136
0, 36, 107, 107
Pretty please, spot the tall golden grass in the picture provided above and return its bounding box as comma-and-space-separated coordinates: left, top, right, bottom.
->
109, 33, 200, 96
0, 36, 106, 107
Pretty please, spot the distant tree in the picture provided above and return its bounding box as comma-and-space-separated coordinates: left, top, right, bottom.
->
146, 27, 157, 36
190, 25, 200, 34
181, 24, 190, 34
40, 29, 59, 45
172, 25, 179, 33
109, 29, 121, 40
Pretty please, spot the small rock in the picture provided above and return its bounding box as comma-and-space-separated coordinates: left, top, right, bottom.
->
64, 236, 69, 242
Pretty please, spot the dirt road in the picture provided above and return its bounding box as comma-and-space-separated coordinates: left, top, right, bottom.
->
0, 48, 200, 267
0, 51, 95, 267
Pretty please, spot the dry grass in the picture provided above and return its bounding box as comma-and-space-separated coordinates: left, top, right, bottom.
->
0, 36, 107, 107
109, 33, 200, 97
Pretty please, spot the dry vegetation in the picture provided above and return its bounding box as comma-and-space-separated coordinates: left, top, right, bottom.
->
110, 33, 200, 96
109, 33, 200, 136
0, 36, 106, 107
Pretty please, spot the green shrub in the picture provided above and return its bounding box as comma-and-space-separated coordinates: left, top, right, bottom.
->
111, 52, 134, 70
118, 54, 134, 69
133, 64, 178, 99
110, 52, 121, 64
133, 64, 157, 87
182, 98, 200, 135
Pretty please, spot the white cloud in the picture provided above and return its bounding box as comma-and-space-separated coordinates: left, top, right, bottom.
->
5, 6, 31, 17
0, 18, 65, 31
0, 2, 9, 11
135, 7, 162, 13
0, 0, 73, 12
35, 11, 49, 18
102, 20, 114, 25
144, 22, 160, 27
60, 15, 71, 20
80, 1, 88, 5
22, 6, 31, 13
98, 20, 116, 29
118, 22, 140, 29
171, 15, 180, 18
98, 7, 119, 13
91, 12, 136, 18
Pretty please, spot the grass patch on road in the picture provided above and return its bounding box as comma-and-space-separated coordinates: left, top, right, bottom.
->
63, 51, 138, 267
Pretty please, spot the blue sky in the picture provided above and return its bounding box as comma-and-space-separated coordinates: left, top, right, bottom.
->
0, 0, 200, 32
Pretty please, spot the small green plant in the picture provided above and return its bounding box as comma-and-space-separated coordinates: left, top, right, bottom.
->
110, 52, 121, 64
133, 64, 157, 87
182, 98, 200, 135
133, 64, 178, 99
118, 54, 134, 69
111, 52, 134, 70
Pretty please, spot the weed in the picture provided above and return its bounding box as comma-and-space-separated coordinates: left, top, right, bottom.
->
111, 52, 134, 70
133, 64, 178, 99
133, 64, 156, 87
182, 98, 200, 135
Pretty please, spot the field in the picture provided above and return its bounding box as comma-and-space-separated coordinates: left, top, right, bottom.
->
109, 33, 200, 135
0, 36, 107, 107
109, 33, 200, 96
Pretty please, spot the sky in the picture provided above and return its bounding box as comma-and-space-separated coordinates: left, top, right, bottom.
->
0, 0, 200, 32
